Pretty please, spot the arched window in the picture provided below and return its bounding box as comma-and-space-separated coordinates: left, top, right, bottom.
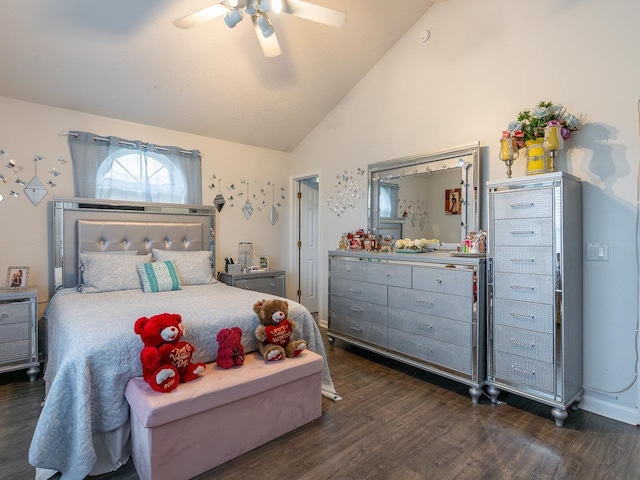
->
96, 149, 186, 203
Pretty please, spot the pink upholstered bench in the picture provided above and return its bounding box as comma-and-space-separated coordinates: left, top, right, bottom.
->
125, 351, 324, 480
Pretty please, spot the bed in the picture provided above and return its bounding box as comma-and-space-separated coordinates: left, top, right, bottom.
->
29, 198, 339, 480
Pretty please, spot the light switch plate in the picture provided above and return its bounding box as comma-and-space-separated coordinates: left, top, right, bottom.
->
585, 243, 609, 261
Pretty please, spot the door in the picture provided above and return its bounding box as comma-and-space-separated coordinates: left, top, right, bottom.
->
298, 177, 319, 313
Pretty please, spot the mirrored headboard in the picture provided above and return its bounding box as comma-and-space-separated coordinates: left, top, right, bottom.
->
368, 142, 481, 247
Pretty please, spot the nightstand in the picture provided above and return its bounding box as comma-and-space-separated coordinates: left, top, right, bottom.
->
219, 270, 286, 297
0, 286, 40, 381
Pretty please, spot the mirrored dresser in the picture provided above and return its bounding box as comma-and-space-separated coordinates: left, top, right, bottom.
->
486, 172, 583, 427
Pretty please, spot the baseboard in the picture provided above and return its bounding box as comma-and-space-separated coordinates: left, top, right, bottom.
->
580, 392, 638, 425
318, 318, 328, 329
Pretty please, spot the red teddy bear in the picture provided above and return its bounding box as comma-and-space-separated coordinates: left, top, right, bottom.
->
215, 327, 245, 369
134, 312, 205, 393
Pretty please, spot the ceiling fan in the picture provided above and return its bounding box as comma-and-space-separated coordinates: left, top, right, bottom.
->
173, 0, 347, 57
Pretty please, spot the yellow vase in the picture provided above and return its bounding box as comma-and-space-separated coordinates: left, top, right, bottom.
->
525, 138, 552, 175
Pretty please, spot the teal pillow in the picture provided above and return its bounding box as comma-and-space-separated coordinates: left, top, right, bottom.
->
137, 260, 182, 293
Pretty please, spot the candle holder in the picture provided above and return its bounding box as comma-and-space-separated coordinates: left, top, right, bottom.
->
543, 124, 564, 172
499, 137, 519, 178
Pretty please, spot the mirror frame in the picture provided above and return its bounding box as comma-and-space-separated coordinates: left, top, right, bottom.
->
368, 141, 480, 247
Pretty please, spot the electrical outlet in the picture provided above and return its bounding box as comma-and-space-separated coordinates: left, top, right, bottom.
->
585, 243, 609, 261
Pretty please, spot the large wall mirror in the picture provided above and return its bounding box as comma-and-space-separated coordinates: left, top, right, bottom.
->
368, 142, 480, 248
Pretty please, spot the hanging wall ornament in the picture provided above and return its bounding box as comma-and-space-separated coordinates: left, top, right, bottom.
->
327, 167, 365, 217
268, 183, 279, 225
242, 182, 253, 220
25, 154, 48, 206
213, 178, 226, 212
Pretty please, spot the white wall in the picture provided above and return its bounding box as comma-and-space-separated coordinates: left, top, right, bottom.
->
291, 0, 640, 424
0, 96, 291, 315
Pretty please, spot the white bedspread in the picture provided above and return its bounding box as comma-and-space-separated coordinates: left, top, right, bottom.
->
29, 283, 338, 479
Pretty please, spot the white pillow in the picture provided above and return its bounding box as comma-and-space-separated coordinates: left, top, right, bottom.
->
151, 249, 214, 285
79, 253, 152, 293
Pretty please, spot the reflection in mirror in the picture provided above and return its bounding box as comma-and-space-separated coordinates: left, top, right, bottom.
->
368, 142, 480, 248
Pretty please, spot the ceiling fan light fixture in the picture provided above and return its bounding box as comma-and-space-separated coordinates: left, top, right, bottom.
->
226, 0, 248, 8
254, 13, 275, 37
259, 0, 282, 14
224, 8, 244, 28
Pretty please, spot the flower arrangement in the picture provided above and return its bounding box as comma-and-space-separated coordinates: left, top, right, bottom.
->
395, 238, 437, 252
503, 100, 579, 149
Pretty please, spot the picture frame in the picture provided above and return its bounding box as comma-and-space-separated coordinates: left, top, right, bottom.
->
445, 188, 461, 215
6, 266, 29, 289
259, 256, 269, 270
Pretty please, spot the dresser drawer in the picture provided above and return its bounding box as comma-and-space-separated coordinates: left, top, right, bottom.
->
388, 328, 471, 375
493, 218, 553, 246
493, 188, 553, 220
330, 277, 387, 305
330, 259, 367, 280
388, 286, 472, 323
366, 262, 412, 288
329, 295, 387, 327
0, 321, 29, 344
494, 351, 554, 393
493, 246, 554, 275
233, 276, 284, 296
0, 301, 30, 325
493, 298, 554, 334
412, 266, 474, 297
388, 309, 471, 348
493, 273, 554, 304
329, 314, 387, 347
0, 340, 30, 363
494, 325, 553, 363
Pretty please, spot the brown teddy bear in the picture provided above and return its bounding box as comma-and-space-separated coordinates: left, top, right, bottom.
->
253, 299, 307, 361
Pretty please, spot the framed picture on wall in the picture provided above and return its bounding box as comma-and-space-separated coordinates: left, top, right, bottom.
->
445, 188, 461, 215
6, 266, 29, 289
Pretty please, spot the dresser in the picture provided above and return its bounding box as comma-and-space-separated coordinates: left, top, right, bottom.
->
328, 251, 486, 402
487, 172, 582, 427
219, 270, 286, 297
0, 286, 40, 381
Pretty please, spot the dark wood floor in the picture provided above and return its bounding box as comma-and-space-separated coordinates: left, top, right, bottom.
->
3, 329, 640, 480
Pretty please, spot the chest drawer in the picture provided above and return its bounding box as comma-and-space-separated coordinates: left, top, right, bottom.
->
411, 266, 474, 297
366, 262, 412, 288
388, 286, 472, 323
494, 351, 554, 393
329, 314, 387, 347
0, 301, 30, 325
329, 295, 387, 327
494, 325, 553, 363
233, 276, 284, 296
330, 259, 367, 280
387, 309, 471, 348
330, 277, 387, 306
493, 246, 554, 275
493, 188, 553, 220
493, 272, 554, 304
388, 328, 471, 375
493, 298, 554, 334
493, 218, 553, 246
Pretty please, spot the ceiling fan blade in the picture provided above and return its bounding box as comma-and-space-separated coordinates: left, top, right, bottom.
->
173, 2, 229, 29
279, 0, 346, 28
252, 16, 282, 57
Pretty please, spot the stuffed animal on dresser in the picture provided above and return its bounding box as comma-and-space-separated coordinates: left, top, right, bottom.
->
253, 299, 307, 361
134, 312, 206, 392
216, 327, 245, 369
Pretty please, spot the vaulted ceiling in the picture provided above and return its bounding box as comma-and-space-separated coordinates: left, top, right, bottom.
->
0, 1, 444, 152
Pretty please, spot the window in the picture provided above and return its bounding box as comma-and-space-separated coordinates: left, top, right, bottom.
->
68, 131, 202, 205
379, 182, 399, 218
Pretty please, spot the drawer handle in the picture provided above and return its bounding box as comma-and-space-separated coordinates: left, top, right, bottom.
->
349, 326, 362, 332
509, 230, 535, 236
510, 338, 535, 348
417, 344, 434, 353
509, 202, 535, 208
436, 279, 442, 283
510, 285, 534, 291
350, 307, 363, 313
511, 365, 535, 376
236, 279, 248, 283
417, 322, 433, 329
417, 300, 434, 307
349, 288, 362, 294
510, 258, 535, 263
1, 312, 8, 318
269, 283, 276, 287
510, 312, 535, 319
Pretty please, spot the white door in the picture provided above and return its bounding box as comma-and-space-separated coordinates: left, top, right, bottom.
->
298, 178, 319, 313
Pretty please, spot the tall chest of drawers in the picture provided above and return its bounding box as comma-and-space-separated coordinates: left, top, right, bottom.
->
487, 172, 582, 427
328, 251, 486, 403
